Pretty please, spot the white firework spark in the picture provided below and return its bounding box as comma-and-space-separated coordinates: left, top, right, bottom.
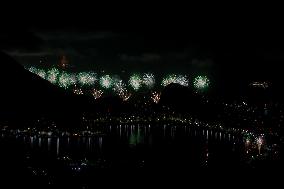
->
28, 67, 46, 79
112, 79, 131, 101
142, 73, 155, 88
175, 75, 189, 86
92, 89, 103, 99
73, 87, 84, 95
129, 74, 142, 91
77, 72, 97, 86
193, 76, 210, 90
161, 74, 188, 87
47, 68, 60, 84
100, 75, 112, 89
151, 91, 161, 104
58, 72, 77, 89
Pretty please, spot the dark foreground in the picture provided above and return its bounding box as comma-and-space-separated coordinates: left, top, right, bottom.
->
0, 123, 282, 188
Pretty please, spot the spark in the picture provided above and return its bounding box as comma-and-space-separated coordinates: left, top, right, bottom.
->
142, 73, 155, 88
92, 89, 103, 99
28, 66, 38, 74
77, 72, 97, 86
37, 69, 46, 79
73, 87, 84, 95
175, 75, 189, 86
46, 68, 60, 84
112, 79, 131, 101
129, 74, 142, 90
161, 74, 188, 87
120, 91, 132, 101
100, 75, 112, 89
112, 79, 125, 93
151, 91, 161, 104
58, 72, 77, 89
256, 136, 264, 154
161, 74, 175, 86
28, 67, 46, 79
250, 81, 269, 89
193, 76, 210, 90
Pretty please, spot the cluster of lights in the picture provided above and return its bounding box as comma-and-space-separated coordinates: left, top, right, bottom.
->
142, 73, 155, 89
77, 72, 97, 86
112, 79, 131, 101
92, 89, 103, 99
100, 75, 113, 89
243, 133, 266, 156
120, 91, 132, 101
58, 72, 77, 89
73, 88, 84, 95
193, 76, 210, 90
28, 67, 46, 79
46, 68, 60, 84
129, 74, 142, 91
27, 67, 211, 99
161, 74, 189, 87
250, 81, 269, 89
151, 91, 161, 104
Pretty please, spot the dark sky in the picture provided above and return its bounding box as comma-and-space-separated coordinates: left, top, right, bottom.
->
1, 14, 284, 87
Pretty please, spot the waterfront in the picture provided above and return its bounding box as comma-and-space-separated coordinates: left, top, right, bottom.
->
0, 123, 282, 187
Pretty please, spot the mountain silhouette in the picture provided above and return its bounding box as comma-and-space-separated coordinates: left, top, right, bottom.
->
0, 51, 88, 127
159, 83, 201, 112
159, 83, 220, 120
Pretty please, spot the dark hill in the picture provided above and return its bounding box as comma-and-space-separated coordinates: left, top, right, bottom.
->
159, 83, 220, 120
0, 52, 89, 127
159, 83, 201, 113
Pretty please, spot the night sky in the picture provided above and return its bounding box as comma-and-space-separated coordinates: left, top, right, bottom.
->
1, 14, 284, 88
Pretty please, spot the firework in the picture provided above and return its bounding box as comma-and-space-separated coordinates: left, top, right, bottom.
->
142, 73, 155, 88
28, 67, 46, 79
47, 68, 60, 84
73, 88, 84, 95
256, 136, 264, 154
92, 89, 103, 99
37, 69, 46, 79
112, 79, 131, 101
77, 72, 97, 86
175, 75, 188, 86
250, 81, 269, 89
116, 86, 131, 101
100, 75, 112, 89
112, 79, 125, 93
129, 74, 142, 90
151, 91, 161, 104
70, 74, 77, 85
28, 66, 38, 74
161, 74, 188, 87
120, 92, 131, 101
58, 72, 77, 89
161, 74, 176, 86
193, 76, 210, 90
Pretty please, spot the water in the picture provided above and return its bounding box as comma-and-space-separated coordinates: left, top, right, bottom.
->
0, 124, 281, 187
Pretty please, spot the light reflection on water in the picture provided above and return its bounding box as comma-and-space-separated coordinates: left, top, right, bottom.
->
0, 123, 281, 188
20, 124, 243, 160
0, 124, 280, 170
